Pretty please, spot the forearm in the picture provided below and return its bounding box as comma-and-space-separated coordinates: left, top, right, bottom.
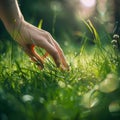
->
0, 0, 24, 33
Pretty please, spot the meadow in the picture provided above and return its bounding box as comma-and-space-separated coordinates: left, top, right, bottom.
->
0, 21, 120, 120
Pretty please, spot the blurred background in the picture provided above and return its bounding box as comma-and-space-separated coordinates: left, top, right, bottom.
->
0, 0, 120, 52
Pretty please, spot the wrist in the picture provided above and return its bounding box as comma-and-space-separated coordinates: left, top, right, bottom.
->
3, 16, 25, 39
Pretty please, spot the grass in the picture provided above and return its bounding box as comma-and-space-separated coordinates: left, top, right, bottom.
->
0, 22, 120, 120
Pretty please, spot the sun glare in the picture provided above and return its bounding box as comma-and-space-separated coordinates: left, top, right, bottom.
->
80, 0, 96, 7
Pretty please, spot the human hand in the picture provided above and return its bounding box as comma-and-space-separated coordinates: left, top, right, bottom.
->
11, 20, 69, 70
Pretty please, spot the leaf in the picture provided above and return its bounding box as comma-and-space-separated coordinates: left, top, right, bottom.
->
83, 19, 101, 47
38, 19, 43, 29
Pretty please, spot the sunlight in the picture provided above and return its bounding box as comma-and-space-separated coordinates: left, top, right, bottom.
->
80, 0, 96, 7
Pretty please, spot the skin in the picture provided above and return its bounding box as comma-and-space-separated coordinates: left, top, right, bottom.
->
0, 0, 69, 70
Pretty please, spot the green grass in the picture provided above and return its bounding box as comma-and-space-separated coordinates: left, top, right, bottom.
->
0, 24, 120, 120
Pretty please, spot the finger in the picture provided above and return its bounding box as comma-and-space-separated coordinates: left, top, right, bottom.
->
30, 30, 65, 68
39, 43, 61, 67
34, 38, 61, 67
29, 44, 49, 60
47, 33, 69, 70
23, 44, 44, 69
29, 44, 45, 69
52, 40, 69, 70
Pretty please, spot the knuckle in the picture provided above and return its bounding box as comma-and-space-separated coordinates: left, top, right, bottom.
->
44, 31, 52, 39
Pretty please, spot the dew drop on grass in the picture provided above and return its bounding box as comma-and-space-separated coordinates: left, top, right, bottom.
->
22, 94, 34, 102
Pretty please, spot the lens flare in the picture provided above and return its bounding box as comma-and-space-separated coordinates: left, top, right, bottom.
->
80, 0, 96, 7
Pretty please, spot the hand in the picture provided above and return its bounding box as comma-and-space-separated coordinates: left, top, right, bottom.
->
12, 20, 69, 70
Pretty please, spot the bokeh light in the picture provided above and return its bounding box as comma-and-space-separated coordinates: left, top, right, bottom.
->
80, 0, 96, 7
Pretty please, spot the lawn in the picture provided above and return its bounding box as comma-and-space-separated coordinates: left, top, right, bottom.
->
0, 22, 120, 120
